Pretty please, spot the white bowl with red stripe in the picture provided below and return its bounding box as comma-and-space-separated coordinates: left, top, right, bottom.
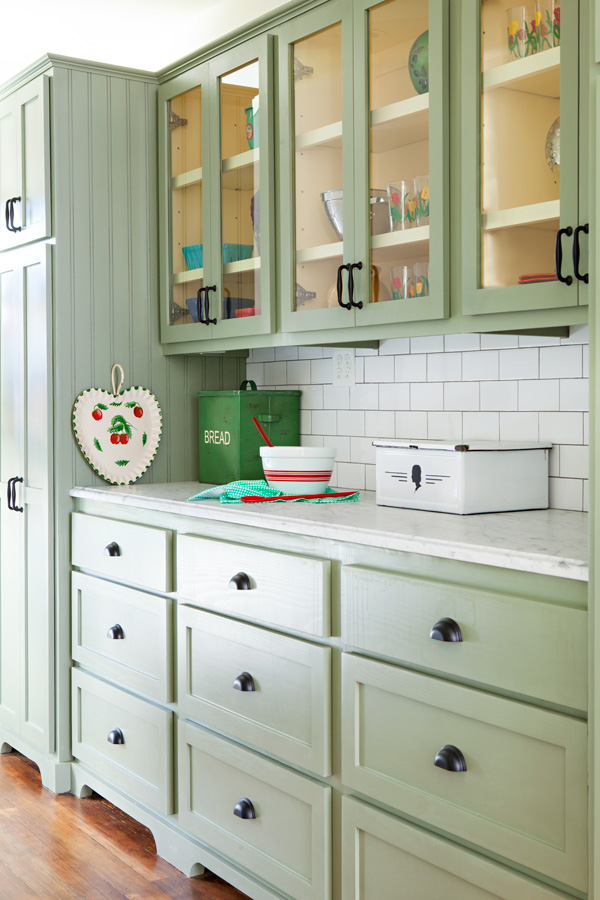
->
260, 446, 337, 495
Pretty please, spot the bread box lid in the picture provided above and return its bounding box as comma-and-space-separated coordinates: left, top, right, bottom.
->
372, 439, 552, 452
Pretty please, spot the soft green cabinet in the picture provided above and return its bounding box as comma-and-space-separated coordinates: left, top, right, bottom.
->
0, 243, 53, 752
158, 35, 275, 344
278, 0, 449, 332
460, 0, 589, 315
0, 75, 51, 252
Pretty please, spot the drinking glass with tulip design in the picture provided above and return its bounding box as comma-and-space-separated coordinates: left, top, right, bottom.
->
507, 6, 537, 59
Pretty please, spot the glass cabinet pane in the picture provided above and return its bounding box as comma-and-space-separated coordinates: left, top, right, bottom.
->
480, 0, 561, 289
368, 0, 431, 307
293, 23, 344, 314
169, 86, 205, 327
219, 61, 261, 323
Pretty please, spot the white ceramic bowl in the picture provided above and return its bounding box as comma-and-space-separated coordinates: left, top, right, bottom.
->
260, 446, 337, 495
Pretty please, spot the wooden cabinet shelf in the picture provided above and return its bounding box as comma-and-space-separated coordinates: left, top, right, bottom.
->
297, 226, 429, 265
483, 200, 560, 232
222, 148, 259, 191
371, 94, 429, 151
483, 46, 560, 97
172, 167, 203, 190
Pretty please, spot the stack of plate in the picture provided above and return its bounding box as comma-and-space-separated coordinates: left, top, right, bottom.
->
518, 272, 558, 285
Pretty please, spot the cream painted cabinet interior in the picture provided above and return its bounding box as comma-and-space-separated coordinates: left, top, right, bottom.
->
69, 492, 587, 900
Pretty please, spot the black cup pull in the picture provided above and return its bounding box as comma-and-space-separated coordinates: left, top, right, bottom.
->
107, 728, 125, 745
348, 261, 364, 309
336, 264, 352, 309
104, 541, 121, 557
573, 223, 589, 284
434, 744, 467, 772
11, 476, 23, 513
429, 617, 463, 642
233, 671, 256, 692
204, 285, 217, 324
9, 198, 21, 232
555, 226, 573, 285
229, 572, 251, 591
107, 624, 125, 640
233, 798, 257, 819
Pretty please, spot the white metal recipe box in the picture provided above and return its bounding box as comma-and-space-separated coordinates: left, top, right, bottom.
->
373, 440, 552, 515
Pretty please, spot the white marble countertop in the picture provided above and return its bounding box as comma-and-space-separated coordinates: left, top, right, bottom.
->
70, 482, 588, 581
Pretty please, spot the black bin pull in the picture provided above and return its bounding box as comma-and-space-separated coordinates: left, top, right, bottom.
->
107, 624, 125, 640
233, 672, 256, 692
229, 572, 252, 591
107, 728, 125, 745
233, 798, 257, 819
104, 541, 121, 557
434, 744, 467, 772
429, 617, 463, 642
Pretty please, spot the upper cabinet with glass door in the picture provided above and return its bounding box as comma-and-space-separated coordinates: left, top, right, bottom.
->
278, 0, 448, 334
159, 36, 274, 345
461, 0, 588, 314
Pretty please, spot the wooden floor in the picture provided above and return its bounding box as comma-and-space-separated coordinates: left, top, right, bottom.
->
0, 751, 250, 900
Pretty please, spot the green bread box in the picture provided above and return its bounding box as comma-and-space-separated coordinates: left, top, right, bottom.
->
198, 380, 301, 484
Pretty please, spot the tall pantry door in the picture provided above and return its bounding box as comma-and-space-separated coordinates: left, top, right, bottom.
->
0, 244, 54, 753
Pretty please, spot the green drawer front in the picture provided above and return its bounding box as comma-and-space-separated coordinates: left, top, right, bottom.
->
72, 668, 173, 815
343, 796, 577, 900
178, 721, 331, 900
341, 654, 587, 892
71, 512, 172, 592
178, 606, 331, 775
341, 566, 587, 710
177, 534, 330, 636
72, 572, 173, 702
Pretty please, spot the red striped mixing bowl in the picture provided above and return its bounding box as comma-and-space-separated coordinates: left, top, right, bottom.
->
260, 446, 337, 495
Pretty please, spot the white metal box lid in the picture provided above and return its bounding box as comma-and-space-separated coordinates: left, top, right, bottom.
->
372, 439, 552, 452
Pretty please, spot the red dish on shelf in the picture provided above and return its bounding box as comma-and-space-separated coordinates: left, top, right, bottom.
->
235, 308, 260, 317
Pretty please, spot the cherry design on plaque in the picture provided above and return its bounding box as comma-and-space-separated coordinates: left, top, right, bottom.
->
72, 364, 161, 484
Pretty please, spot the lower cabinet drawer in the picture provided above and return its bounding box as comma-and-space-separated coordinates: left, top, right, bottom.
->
178, 720, 331, 900
72, 668, 173, 815
341, 653, 587, 892
72, 572, 172, 702
178, 606, 331, 775
343, 796, 578, 900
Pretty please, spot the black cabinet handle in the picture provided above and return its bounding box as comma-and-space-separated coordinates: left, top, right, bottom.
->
429, 617, 463, 642
434, 744, 467, 772
204, 285, 217, 325
104, 541, 121, 557
555, 226, 573, 285
5, 200, 11, 233
10, 476, 23, 513
233, 671, 256, 692
233, 798, 257, 819
195, 287, 206, 323
107, 624, 124, 640
573, 224, 589, 284
229, 572, 251, 590
107, 728, 125, 745
336, 264, 351, 309
348, 262, 364, 309
9, 198, 21, 233
6, 477, 14, 511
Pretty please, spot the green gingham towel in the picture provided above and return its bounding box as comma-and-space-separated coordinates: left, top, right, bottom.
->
187, 480, 360, 504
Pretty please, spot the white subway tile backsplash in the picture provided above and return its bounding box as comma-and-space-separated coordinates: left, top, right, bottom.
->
246, 332, 588, 512
498, 348, 538, 381
463, 412, 500, 441
411, 382, 444, 411
428, 411, 463, 440
395, 411, 428, 438
411, 335, 444, 354
519, 379, 560, 411
428, 352, 461, 382
462, 350, 499, 381
379, 383, 410, 410
444, 381, 479, 411
480, 381, 518, 411
539, 411, 584, 445
539, 345, 582, 379
365, 355, 395, 382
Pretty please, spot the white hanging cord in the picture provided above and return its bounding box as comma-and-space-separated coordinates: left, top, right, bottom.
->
111, 364, 125, 397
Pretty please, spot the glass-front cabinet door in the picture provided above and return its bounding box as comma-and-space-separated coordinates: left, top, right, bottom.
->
278, 0, 448, 334
159, 36, 274, 344
461, 0, 585, 314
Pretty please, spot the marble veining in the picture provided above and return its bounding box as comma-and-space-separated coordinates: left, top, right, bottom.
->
70, 482, 588, 581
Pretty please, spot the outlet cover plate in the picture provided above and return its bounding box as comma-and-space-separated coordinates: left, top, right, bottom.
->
332, 348, 355, 387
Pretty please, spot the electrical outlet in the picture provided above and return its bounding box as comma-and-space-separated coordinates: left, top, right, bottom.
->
332, 348, 355, 387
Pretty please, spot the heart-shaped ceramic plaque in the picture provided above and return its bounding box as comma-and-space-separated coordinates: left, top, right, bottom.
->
73, 383, 162, 485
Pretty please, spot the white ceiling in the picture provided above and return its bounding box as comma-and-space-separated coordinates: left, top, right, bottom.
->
0, 0, 282, 86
